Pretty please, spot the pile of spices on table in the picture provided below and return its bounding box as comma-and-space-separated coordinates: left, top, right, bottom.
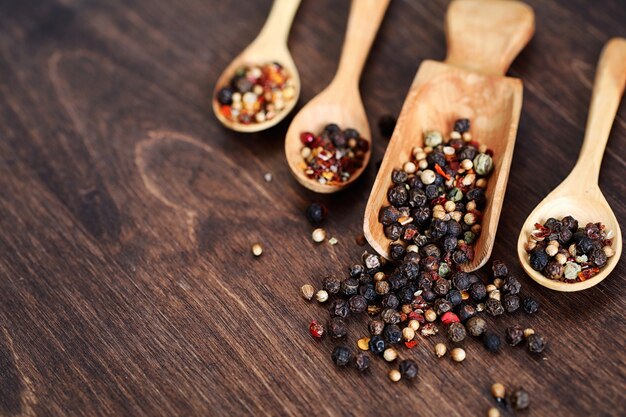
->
299, 124, 369, 185
525, 216, 615, 282
215, 62, 295, 125
301, 119, 545, 382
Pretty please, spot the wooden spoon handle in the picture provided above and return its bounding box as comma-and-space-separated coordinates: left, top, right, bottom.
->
255, 0, 302, 46
333, 0, 391, 90
570, 38, 626, 187
445, 0, 534, 76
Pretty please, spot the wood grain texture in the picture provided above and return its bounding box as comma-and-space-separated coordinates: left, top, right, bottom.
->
0, 0, 624, 416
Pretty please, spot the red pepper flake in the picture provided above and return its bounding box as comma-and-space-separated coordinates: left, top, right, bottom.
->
408, 311, 425, 323
441, 311, 460, 325
430, 196, 447, 207
309, 320, 324, 338
578, 268, 600, 281
404, 340, 418, 349
400, 313, 408, 322
435, 164, 451, 180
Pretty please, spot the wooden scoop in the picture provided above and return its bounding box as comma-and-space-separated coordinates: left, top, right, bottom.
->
363, 0, 534, 271
517, 38, 626, 292
212, 0, 301, 132
284, 0, 391, 193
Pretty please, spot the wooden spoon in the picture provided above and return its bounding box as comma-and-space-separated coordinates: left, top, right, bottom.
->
363, 0, 534, 271
284, 0, 391, 193
517, 38, 626, 292
212, 0, 301, 133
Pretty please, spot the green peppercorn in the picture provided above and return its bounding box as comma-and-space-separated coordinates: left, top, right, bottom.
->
473, 153, 493, 176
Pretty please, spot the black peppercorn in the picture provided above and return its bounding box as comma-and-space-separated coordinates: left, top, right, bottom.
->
506, 325, 524, 346
451, 272, 471, 291
483, 331, 501, 353
470, 282, 487, 301
378, 115, 397, 139
323, 276, 341, 294
485, 299, 504, 316
379, 205, 401, 226
381, 293, 400, 310
522, 296, 539, 314
491, 260, 508, 278
369, 320, 385, 336
354, 352, 370, 372
369, 335, 386, 355
446, 289, 463, 307
434, 298, 452, 315
404, 252, 420, 264
388, 274, 407, 291
452, 250, 468, 265
391, 168, 408, 184
328, 317, 348, 339
454, 118, 470, 133
359, 283, 377, 302
329, 299, 350, 318
561, 215, 578, 231
442, 236, 458, 253
399, 262, 419, 280
383, 324, 403, 344
384, 223, 403, 241
216, 87, 234, 105
576, 236, 593, 254
467, 316, 487, 337
527, 333, 547, 353
409, 189, 427, 208
331, 345, 352, 367
348, 295, 367, 313
590, 248, 607, 267
456, 146, 476, 161
381, 308, 401, 324
456, 304, 476, 322
427, 152, 446, 168
421, 243, 441, 259
424, 184, 439, 200
388, 185, 409, 207
430, 219, 448, 239
544, 261, 563, 279
447, 322, 467, 343
529, 248, 549, 271
502, 276, 521, 295
433, 279, 451, 296
398, 359, 419, 380
375, 280, 390, 295
510, 388, 530, 410
349, 264, 364, 278
305, 202, 327, 225
420, 256, 439, 273
389, 243, 407, 261
422, 289, 437, 302
446, 220, 462, 238
398, 286, 415, 304
502, 294, 520, 313
341, 278, 359, 296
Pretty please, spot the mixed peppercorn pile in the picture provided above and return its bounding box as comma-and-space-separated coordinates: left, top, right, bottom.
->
215, 62, 295, 125
299, 124, 369, 185
301, 119, 547, 387
525, 216, 615, 282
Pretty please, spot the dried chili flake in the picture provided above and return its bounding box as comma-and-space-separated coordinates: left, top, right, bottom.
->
435, 164, 451, 180
404, 340, 418, 349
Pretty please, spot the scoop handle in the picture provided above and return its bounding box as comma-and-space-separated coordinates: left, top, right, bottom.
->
570, 38, 626, 187
445, 0, 534, 76
255, 0, 302, 46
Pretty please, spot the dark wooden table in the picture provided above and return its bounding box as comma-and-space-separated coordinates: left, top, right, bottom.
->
1, 0, 625, 416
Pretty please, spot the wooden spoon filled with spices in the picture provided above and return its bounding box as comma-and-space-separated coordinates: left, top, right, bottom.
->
284, 0, 391, 193
517, 38, 626, 292
213, 0, 301, 132
363, 0, 534, 271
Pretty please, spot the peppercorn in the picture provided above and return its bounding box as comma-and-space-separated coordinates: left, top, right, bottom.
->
544, 260, 564, 279
348, 295, 367, 314
502, 294, 520, 313
305, 202, 327, 225
369, 320, 385, 337
312, 228, 326, 243
388, 369, 402, 382
375, 280, 390, 295
483, 331, 501, 353
369, 335, 386, 355
381, 293, 400, 310
433, 278, 451, 296
315, 290, 329, 303
491, 383, 506, 400
341, 278, 359, 296
447, 322, 467, 343
522, 297, 539, 314
451, 272, 471, 291
446, 289, 463, 306
300, 284, 315, 300
359, 283, 377, 301
456, 304, 476, 322
435, 343, 447, 358
454, 118, 470, 133
353, 351, 370, 372
383, 324, 403, 345
451, 347, 466, 362
329, 299, 350, 318
441, 311, 460, 325
389, 243, 407, 261
399, 359, 419, 380
485, 299, 504, 316
527, 333, 547, 353
331, 345, 352, 367
388, 185, 409, 207
383, 348, 398, 362
381, 308, 401, 324
529, 248, 549, 271
492, 260, 508, 278
470, 282, 487, 301
322, 276, 340, 294
488, 407, 500, 417
467, 316, 487, 337
502, 276, 521, 295
506, 325, 524, 346
328, 317, 347, 339
434, 299, 452, 315
510, 388, 530, 410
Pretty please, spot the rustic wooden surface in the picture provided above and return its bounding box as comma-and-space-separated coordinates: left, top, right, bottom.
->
0, 0, 624, 416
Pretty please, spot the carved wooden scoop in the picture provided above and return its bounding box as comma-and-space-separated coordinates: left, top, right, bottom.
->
364, 0, 534, 271
517, 38, 626, 292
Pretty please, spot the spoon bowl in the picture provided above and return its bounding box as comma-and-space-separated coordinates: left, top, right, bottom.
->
517, 38, 626, 291
285, 0, 390, 193
212, 0, 301, 132
363, 0, 534, 271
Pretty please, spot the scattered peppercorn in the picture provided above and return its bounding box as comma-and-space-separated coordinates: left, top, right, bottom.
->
522, 296, 539, 314
483, 331, 501, 353
216, 62, 295, 125
451, 347, 466, 362
251, 243, 263, 257
383, 348, 398, 362
315, 290, 329, 303
447, 322, 467, 343
354, 352, 370, 372
398, 359, 419, 379
331, 345, 352, 367
485, 299, 504, 316
510, 388, 530, 410
467, 316, 487, 337
369, 335, 386, 355
435, 343, 447, 358
491, 383, 506, 399
526, 217, 614, 282
527, 333, 547, 353
305, 202, 327, 225
388, 369, 402, 382
300, 284, 315, 300
487, 407, 500, 417
505, 325, 524, 346
328, 317, 347, 339
502, 294, 520, 313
